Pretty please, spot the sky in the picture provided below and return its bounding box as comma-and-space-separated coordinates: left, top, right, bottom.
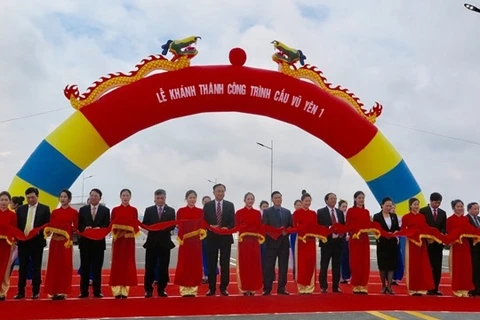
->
1, 0, 480, 215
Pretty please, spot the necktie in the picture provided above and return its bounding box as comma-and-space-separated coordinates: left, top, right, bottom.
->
433, 208, 438, 221
24, 206, 34, 236
276, 208, 282, 223
331, 208, 337, 224
92, 206, 97, 221
216, 202, 222, 225
158, 206, 163, 220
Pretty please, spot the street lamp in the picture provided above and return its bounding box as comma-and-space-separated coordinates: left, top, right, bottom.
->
207, 178, 218, 184
465, 3, 480, 13
81, 173, 94, 203
256, 140, 274, 203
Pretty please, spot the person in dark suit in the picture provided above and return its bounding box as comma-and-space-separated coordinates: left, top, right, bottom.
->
373, 197, 400, 294
78, 188, 110, 298
262, 191, 292, 295
14, 187, 50, 300
203, 183, 235, 296
419, 192, 446, 295
317, 192, 345, 293
466, 202, 480, 296
142, 189, 176, 298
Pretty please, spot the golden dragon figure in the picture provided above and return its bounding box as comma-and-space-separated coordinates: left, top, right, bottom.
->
271, 40, 383, 123
63, 36, 201, 110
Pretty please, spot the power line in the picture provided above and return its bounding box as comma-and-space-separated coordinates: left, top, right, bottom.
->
2, 107, 480, 147
0, 107, 70, 124
377, 120, 480, 147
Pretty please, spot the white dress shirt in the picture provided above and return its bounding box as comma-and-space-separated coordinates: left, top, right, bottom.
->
25, 203, 38, 233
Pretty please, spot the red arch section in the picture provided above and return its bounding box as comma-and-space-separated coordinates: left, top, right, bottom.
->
80, 65, 377, 159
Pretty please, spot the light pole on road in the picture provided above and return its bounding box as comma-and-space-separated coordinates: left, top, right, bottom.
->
256, 140, 274, 203
465, 3, 480, 13
81, 173, 94, 204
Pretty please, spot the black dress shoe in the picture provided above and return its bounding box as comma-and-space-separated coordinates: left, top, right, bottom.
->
145, 291, 153, 298
262, 291, 271, 296
426, 290, 436, 295
333, 289, 342, 293
78, 293, 88, 299
93, 293, 104, 298
158, 291, 168, 298
340, 280, 348, 284
321, 289, 327, 294
435, 291, 443, 296
277, 290, 290, 295
0, 296, 5, 301
220, 290, 229, 296
206, 290, 216, 296
14, 293, 25, 300
32, 293, 40, 300
115, 295, 122, 299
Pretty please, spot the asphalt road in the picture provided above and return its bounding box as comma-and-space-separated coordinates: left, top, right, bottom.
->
38, 235, 451, 271
93, 312, 480, 320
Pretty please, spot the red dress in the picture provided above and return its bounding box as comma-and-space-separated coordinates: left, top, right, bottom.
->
109, 205, 138, 287
402, 212, 434, 293
236, 207, 263, 292
346, 207, 371, 292
174, 206, 204, 287
293, 208, 318, 288
44, 206, 78, 295
447, 214, 475, 295
0, 209, 16, 289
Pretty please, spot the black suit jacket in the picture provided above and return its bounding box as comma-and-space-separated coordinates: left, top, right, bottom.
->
78, 204, 111, 250
467, 214, 480, 247
16, 203, 51, 248
262, 206, 293, 249
419, 206, 447, 234
373, 212, 400, 241
317, 206, 345, 246
142, 204, 176, 250
203, 200, 235, 244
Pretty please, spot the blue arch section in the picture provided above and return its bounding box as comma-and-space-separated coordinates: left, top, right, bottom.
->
366, 159, 421, 204
17, 140, 82, 196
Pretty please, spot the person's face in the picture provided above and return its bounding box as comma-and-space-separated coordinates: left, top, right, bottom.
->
469, 204, 480, 216
155, 193, 166, 206
213, 186, 225, 201
89, 191, 101, 206
272, 193, 282, 207
0, 195, 10, 209
355, 194, 365, 207
202, 197, 211, 205
326, 193, 337, 207
454, 202, 464, 215
339, 202, 348, 212
260, 203, 269, 211
302, 197, 311, 209
382, 201, 393, 213
9, 200, 17, 210
121, 191, 131, 205
410, 200, 420, 213
390, 205, 396, 214
430, 200, 442, 209
187, 193, 197, 206
26, 192, 38, 206
294, 201, 302, 210
244, 194, 255, 208
59, 192, 71, 206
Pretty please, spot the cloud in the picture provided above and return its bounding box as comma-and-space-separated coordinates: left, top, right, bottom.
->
1, 0, 479, 214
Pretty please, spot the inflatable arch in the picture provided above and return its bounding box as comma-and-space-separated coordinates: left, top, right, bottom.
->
8, 36, 426, 214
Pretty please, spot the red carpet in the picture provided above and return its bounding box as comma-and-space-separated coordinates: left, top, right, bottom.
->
2, 270, 479, 320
